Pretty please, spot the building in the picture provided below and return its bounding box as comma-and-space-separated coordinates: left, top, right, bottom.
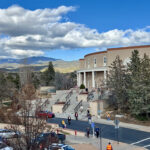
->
77, 45, 150, 89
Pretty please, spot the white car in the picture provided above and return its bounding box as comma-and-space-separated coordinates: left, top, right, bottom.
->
0, 142, 13, 150
0, 129, 20, 138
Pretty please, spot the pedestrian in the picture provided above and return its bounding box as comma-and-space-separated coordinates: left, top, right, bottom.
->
107, 112, 110, 120
68, 115, 71, 125
87, 109, 90, 117
61, 120, 66, 128
80, 106, 83, 113
106, 142, 113, 150
95, 127, 100, 138
88, 114, 92, 124
86, 127, 90, 138
75, 112, 78, 120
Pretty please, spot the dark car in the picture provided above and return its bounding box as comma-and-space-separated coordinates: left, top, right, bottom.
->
37, 111, 55, 119
31, 132, 65, 150
46, 143, 75, 150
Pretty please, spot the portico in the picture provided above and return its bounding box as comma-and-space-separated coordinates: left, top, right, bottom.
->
77, 67, 107, 89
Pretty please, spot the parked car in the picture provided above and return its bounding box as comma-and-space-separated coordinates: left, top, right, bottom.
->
0, 141, 13, 150
31, 132, 58, 149
37, 111, 55, 119
0, 129, 20, 139
46, 143, 75, 150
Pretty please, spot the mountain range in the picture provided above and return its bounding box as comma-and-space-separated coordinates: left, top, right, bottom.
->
0, 56, 79, 73
0, 56, 59, 64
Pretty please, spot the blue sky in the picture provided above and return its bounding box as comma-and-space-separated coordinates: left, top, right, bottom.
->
0, 0, 150, 60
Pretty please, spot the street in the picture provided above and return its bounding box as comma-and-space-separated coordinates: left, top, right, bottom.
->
47, 118, 150, 150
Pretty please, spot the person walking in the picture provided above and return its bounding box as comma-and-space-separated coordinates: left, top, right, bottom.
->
88, 114, 92, 124
75, 112, 78, 120
106, 142, 113, 150
95, 127, 100, 138
68, 116, 71, 125
86, 127, 90, 138
61, 120, 66, 128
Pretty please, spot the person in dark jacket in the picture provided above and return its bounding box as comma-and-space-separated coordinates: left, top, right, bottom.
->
86, 127, 90, 138
68, 116, 71, 125
75, 112, 78, 120
95, 127, 100, 138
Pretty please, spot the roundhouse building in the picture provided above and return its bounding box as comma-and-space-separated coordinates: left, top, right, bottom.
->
77, 45, 150, 89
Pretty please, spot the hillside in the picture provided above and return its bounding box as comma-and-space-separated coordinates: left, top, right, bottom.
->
0, 59, 79, 73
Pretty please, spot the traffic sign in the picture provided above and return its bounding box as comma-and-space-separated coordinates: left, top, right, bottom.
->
114, 119, 120, 129
91, 122, 95, 129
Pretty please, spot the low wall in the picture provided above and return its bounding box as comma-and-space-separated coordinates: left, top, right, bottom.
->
52, 104, 64, 113
77, 94, 88, 102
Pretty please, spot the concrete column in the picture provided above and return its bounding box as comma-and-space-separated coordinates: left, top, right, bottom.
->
104, 70, 106, 80
92, 71, 95, 88
84, 72, 86, 87
78, 72, 81, 86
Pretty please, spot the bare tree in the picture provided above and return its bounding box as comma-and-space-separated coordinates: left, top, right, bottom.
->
4, 65, 51, 150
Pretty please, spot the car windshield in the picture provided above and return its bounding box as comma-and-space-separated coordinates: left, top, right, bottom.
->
0, 143, 7, 149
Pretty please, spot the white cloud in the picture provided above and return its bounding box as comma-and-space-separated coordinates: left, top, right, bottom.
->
0, 5, 150, 58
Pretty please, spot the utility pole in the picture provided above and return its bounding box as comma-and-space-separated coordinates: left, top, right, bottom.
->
99, 128, 102, 150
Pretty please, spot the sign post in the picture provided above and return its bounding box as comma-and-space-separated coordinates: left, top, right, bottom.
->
114, 119, 120, 144
91, 122, 95, 138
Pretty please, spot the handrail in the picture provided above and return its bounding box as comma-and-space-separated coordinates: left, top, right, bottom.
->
55, 99, 59, 104
62, 90, 73, 112
74, 100, 83, 113
87, 91, 94, 101
62, 99, 71, 112
65, 90, 73, 101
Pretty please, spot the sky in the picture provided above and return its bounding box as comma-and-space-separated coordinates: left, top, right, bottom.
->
0, 0, 150, 60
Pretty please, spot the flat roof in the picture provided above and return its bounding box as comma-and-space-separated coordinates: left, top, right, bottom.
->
107, 45, 150, 51
84, 51, 107, 57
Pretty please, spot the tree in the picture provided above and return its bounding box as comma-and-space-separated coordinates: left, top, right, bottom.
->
127, 51, 150, 117
107, 56, 128, 112
42, 62, 55, 86
4, 66, 50, 150
80, 84, 85, 89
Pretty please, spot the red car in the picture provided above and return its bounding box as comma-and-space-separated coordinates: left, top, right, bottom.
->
37, 111, 55, 118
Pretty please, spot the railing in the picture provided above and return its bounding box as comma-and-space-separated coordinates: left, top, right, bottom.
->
87, 91, 94, 101
55, 99, 60, 104
74, 100, 83, 113
62, 90, 73, 112
62, 99, 71, 112
65, 90, 73, 101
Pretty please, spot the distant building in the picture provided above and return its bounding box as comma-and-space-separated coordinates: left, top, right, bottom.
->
77, 45, 150, 89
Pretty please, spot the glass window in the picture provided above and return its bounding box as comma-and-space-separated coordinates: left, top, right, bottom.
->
94, 58, 96, 64
104, 56, 107, 63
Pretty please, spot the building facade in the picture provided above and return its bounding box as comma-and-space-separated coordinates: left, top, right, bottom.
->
77, 45, 150, 89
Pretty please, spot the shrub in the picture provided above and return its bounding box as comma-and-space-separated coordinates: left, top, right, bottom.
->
80, 84, 85, 89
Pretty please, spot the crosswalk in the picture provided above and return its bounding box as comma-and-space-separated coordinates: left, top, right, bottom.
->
131, 137, 150, 150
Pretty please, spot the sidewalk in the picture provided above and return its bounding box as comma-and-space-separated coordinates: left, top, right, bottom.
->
91, 116, 150, 133
66, 135, 146, 150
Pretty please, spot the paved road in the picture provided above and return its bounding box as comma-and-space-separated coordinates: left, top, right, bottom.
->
47, 118, 150, 150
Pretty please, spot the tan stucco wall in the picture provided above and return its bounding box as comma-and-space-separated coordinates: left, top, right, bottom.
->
77, 94, 88, 102
95, 72, 104, 87
86, 72, 92, 88
84, 52, 107, 69
79, 59, 85, 69
89, 101, 97, 116
107, 47, 150, 67
89, 100, 108, 116
52, 104, 64, 113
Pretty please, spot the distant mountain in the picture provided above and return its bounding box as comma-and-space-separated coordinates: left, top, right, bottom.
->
0, 56, 60, 64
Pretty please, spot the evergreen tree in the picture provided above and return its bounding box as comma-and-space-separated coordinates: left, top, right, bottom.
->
127, 50, 150, 118
42, 62, 55, 86
107, 56, 128, 112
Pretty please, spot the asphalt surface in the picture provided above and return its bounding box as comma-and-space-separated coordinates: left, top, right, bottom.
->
47, 118, 150, 150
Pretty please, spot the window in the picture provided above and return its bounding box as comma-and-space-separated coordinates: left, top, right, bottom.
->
104, 56, 107, 63
103, 56, 107, 66
94, 58, 96, 64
